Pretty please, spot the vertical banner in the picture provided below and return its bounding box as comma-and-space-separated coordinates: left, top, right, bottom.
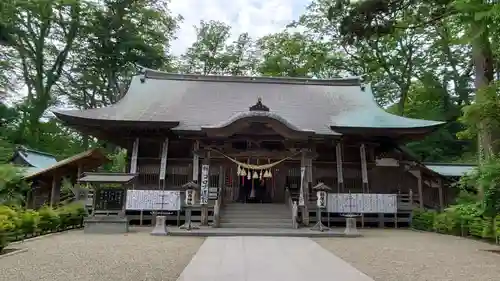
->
336, 143, 344, 192
159, 138, 169, 181
200, 164, 209, 205
192, 141, 199, 182
360, 144, 368, 184
130, 138, 139, 174
299, 166, 305, 206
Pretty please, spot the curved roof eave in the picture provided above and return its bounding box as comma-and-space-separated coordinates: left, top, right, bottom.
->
53, 110, 180, 129
201, 111, 315, 133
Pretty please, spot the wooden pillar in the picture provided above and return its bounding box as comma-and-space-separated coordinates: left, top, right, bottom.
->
130, 138, 139, 174
200, 150, 210, 226
360, 143, 369, 193
50, 175, 60, 207
159, 138, 169, 189
416, 170, 424, 208
438, 177, 444, 211
336, 142, 344, 193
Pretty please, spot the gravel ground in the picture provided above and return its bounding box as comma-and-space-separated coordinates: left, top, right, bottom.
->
315, 229, 500, 281
0, 229, 204, 281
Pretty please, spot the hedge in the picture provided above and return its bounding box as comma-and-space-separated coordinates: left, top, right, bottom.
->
411, 205, 500, 242
0, 203, 86, 253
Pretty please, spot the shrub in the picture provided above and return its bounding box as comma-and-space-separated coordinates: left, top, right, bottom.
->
57, 203, 85, 229
469, 217, 494, 239
0, 205, 19, 230
0, 214, 15, 252
38, 206, 60, 233
433, 210, 461, 235
19, 210, 40, 236
411, 208, 436, 231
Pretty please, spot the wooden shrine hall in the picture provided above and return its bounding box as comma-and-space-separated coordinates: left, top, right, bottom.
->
54, 68, 451, 229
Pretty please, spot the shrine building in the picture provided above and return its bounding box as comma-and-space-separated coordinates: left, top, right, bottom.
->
54, 68, 453, 228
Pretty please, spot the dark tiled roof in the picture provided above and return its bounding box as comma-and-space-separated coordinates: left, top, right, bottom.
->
54, 70, 444, 135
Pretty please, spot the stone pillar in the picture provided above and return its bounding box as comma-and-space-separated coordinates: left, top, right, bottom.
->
336, 142, 344, 193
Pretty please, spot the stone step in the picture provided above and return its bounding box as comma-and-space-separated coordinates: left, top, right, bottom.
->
222, 213, 290, 220
220, 218, 291, 224
219, 222, 293, 229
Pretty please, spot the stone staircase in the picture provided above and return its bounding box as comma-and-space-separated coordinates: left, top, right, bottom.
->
220, 203, 292, 228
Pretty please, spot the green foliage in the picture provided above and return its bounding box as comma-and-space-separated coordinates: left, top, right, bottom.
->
107, 149, 127, 173
19, 209, 40, 235
0, 203, 85, 252
37, 206, 60, 233
411, 208, 436, 231
0, 164, 30, 205
0, 214, 15, 251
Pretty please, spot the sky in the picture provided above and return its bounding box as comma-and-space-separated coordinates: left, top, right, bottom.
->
168, 0, 311, 55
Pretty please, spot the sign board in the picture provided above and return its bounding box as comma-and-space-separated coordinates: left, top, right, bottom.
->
208, 187, 219, 200
327, 193, 397, 213
94, 188, 126, 211
126, 190, 181, 211
200, 164, 209, 205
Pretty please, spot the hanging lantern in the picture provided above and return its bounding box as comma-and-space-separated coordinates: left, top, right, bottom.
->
241, 168, 247, 176
247, 172, 251, 180
268, 169, 273, 178
237, 165, 241, 176
259, 170, 263, 179
252, 170, 259, 179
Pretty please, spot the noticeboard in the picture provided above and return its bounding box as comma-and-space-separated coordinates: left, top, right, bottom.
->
94, 188, 126, 211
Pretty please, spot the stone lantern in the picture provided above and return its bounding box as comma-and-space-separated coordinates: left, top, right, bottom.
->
310, 182, 331, 232
180, 181, 200, 230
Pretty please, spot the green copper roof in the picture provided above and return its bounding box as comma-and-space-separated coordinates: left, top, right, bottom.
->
330, 85, 444, 129
14, 146, 57, 168
424, 163, 476, 177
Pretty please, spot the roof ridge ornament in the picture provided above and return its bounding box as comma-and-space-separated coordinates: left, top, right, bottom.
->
249, 97, 270, 112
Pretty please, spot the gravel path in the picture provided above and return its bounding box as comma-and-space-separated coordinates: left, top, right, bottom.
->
0, 230, 204, 281
315, 229, 500, 281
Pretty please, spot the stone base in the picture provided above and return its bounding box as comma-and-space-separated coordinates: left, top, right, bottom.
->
84, 215, 128, 234
344, 217, 359, 236
151, 215, 168, 236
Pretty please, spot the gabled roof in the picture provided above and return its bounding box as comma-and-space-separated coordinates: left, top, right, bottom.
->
23, 149, 109, 180
54, 69, 444, 139
424, 163, 476, 177
11, 146, 57, 168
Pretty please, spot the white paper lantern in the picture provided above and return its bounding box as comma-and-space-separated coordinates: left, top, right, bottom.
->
185, 189, 195, 206
316, 190, 327, 208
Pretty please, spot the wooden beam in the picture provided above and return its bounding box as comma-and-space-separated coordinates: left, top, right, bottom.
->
416, 170, 424, 208
438, 177, 444, 211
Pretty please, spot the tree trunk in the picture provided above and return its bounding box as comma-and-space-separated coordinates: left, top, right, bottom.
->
471, 20, 495, 199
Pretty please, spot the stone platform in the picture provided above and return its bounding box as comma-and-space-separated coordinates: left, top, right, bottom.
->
167, 226, 362, 238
